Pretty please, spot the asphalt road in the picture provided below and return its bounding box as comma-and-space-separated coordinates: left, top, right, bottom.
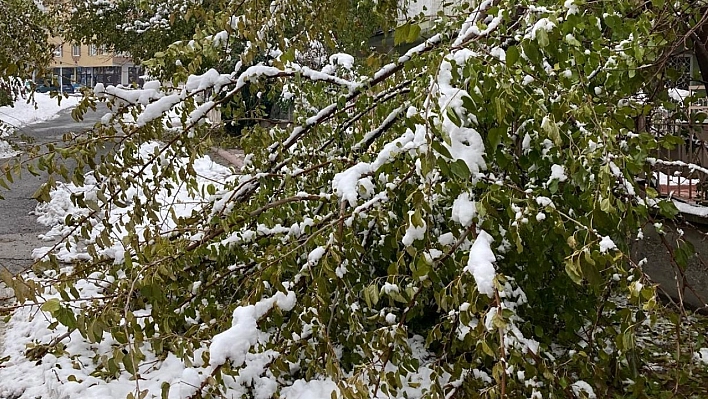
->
0, 102, 108, 274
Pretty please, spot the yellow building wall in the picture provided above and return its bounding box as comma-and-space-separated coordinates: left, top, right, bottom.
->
49, 39, 129, 68
48, 38, 136, 86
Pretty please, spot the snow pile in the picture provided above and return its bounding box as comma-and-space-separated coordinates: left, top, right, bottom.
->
571, 381, 597, 398
599, 236, 617, 253
0, 93, 80, 158
452, 192, 476, 227
673, 200, 708, 218
0, 278, 211, 399
0, 93, 80, 128
668, 88, 690, 103
33, 141, 235, 263
0, 139, 19, 159
209, 290, 297, 368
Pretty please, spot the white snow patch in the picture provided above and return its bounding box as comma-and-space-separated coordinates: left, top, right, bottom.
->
549, 164, 567, 182
599, 236, 617, 253
0, 93, 80, 128
452, 192, 476, 227
464, 230, 497, 297
571, 380, 597, 398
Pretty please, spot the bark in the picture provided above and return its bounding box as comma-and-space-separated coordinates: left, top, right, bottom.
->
694, 17, 708, 85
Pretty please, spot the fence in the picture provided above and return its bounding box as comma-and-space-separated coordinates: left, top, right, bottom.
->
650, 86, 708, 202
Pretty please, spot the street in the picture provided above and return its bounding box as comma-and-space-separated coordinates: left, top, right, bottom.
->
0, 103, 107, 274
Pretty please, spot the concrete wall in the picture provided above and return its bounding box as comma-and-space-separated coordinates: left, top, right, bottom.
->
632, 221, 708, 311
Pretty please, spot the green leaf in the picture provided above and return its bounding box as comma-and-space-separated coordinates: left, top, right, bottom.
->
123, 353, 136, 375
536, 29, 549, 48
522, 41, 540, 64
394, 24, 410, 46
407, 24, 421, 43
657, 200, 678, 218
41, 298, 61, 314
565, 257, 583, 285
506, 45, 520, 67
450, 160, 470, 180
32, 183, 51, 203
494, 97, 505, 124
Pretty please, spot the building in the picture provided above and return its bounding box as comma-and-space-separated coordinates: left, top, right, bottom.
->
48, 39, 143, 87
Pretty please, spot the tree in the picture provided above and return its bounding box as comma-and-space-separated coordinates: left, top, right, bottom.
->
2, 0, 708, 398
0, 0, 53, 103
62, 0, 392, 64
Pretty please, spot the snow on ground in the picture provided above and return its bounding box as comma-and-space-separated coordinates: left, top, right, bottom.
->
33, 141, 235, 263
0, 140, 446, 399
0, 93, 81, 158
0, 141, 238, 398
0, 140, 20, 159
0, 93, 80, 129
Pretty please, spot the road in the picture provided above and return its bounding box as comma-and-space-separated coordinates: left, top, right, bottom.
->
0, 103, 107, 274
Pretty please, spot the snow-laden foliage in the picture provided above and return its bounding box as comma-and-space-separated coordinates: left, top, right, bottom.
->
62, 0, 393, 64
3, 0, 708, 398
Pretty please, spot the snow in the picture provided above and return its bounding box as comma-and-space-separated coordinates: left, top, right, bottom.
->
437, 52, 487, 178
668, 88, 690, 102
452, 192, 476, 227
549, 164, 568, 182
280, 378, 339, 399
673, 200, 708, 218
653, 171, 700, 187
307, 246, 327, 265
0, 93, 81, 128
328, 53, 354, 70
527, 18, 556, 40
402, 211, 427, 246
33, 141, 236, 263
0, 93, 81, 158
0, 140, 20, 159
438, 232, 455, 246
209, 290, 296, 368
571, 380, 597, 398
332, 162, 371, 206
464, 230, 497, 297
695, 348, 708, 364
1, 3, 697, 397
535, 196, 556, 208
382, 282, 399, 294
0, 276, 205, 399
599, 236, 617, 253
137, 93, 183, 127
564, 0, 579, 15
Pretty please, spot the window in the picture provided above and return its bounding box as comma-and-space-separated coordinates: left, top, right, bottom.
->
72, 44, 81, 57
53, 45, 62, 57
98, 45, 107, 56
88, 44, 97, 56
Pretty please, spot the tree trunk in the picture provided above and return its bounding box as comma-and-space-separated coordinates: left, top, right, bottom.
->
693, 21, 708, 85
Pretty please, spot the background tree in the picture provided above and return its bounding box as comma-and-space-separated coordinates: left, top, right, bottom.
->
0, 0, 53, 104
62, 0, 393, 64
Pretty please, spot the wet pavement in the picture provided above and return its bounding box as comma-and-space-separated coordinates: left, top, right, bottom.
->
0, 103, 107, 274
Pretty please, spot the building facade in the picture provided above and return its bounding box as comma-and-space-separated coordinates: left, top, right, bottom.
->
48, 39, 143, 87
